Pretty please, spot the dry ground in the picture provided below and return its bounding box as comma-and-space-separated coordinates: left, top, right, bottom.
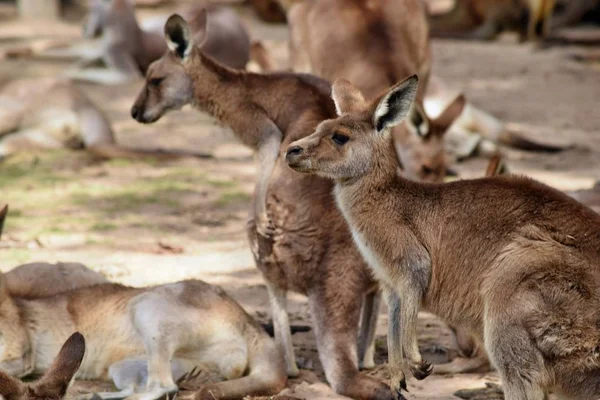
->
0, 2, 599, 399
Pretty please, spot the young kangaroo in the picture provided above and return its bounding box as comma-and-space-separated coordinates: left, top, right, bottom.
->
0, 277, 285, 400
0, 332, 86, 400
286, 75, 600, 399
0, 78, 210, 160
71, 0, 250, 84
130, 12, 456, 400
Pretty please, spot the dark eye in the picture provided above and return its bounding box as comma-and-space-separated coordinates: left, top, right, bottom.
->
149, 78, 163, 87
421, 165, 434, 175
332, 133, 349, 146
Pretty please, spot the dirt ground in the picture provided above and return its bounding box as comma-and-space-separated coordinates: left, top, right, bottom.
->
0, 2, 599, 400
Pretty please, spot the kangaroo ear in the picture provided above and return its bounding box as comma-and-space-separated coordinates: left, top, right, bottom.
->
331, 79, 366, 116
431, 94, 466, 134
0, 370, 24, 400
165, 14, 195, 61
0, 204, 7, 240
373, 75, 419, 133
187, 9, 209, 47
33, 332, 85, 398
406, 103, 430, 138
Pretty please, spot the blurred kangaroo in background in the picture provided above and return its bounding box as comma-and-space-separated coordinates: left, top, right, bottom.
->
68, 0, 250, 84
129, 12, 464, 399
0, 332, 86, 400
0, 78, 211, 160
426, 0, 556, 41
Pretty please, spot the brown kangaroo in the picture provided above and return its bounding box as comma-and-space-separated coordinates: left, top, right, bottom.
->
0, 332, 86, 400
0, 78, 211, 160
0, 277, 285, 400
286, 75, 600, 399
69, 0, 250, 84
427, 0, 556, 41
129, 12, 462, 399
283, 0, 447, 183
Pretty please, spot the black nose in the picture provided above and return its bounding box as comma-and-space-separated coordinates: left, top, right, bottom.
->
131, 106, 139, 120
286, 146, 303, 157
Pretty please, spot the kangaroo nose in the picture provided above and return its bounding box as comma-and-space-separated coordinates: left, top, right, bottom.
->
286, 146, 303, 157
131, 106, 139, 120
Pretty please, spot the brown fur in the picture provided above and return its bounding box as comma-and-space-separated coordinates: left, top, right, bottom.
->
131, 14, 400, 400
0, 332, 85, 400
0, 78, 211, 160
286, 75, 600, 399
0, 280, 285, 400
284, 0, 453, 183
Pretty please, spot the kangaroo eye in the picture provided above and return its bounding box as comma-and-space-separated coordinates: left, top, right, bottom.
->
332, 133, 349, 146
149, 78, 163, 87
421, 165, 434, 175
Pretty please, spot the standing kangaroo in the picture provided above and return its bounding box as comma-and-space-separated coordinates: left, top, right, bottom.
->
71, 0, 250, 84
130, 12, 461, 400
0, 332, 86, 400
286, 75, 600, 399
0, 277, 286, 400
0, 78, 211, 160
283, 0, 446, 183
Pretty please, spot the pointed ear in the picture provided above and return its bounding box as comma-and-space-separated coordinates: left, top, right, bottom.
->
0, 370, 24, 400
331, 79, 366, 116
431, 94, 466, 134
33, 332, 85, 398
406, 103, 430, 138
0, 204, 7, 240
373, 75, 419, 133
165, 14, 195, 61
187, 9, 209, 47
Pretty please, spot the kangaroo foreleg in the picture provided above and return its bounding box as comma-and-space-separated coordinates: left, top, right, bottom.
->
254, 121, 282, 238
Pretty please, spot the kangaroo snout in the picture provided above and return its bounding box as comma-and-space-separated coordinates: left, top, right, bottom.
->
130, 105, 141, 121
285, 144, 308, 171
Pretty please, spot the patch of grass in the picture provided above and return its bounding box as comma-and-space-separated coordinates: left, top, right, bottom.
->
3, 248, 32, 265
215, 190, 250, 207
91, 222, 118, 232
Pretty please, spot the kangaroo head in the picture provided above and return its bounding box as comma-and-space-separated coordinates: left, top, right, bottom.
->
0, 332, 85, 400
286, 75, 419, 181
395, 94, 464, 182
0, 275, 32, 378
0, 205, 7, 240
131, 12, 209, 124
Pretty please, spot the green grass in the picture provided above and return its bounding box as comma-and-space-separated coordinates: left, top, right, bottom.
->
215, 190, 251, 207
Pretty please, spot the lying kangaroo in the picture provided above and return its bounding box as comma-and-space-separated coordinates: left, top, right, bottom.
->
0, 77, 210, 160
0, 332, 86, 400
130, 12, 432, 399
427, 0, 556, 41
425, 75, 568, 159
0, 276, 285, 400
286, 75, 600, 399
70, 0, 250, 84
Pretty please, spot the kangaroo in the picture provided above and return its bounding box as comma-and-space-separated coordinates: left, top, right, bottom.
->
0, 78, 211, 160
0, 276, 286, 400
424, 75, 568, 159
130, 12, 446, 400
0, 332, 85, 400
69, 0, 250, 84
283, 0, 447, 182
427, 0, 556, 41
286, 74, 600, 399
